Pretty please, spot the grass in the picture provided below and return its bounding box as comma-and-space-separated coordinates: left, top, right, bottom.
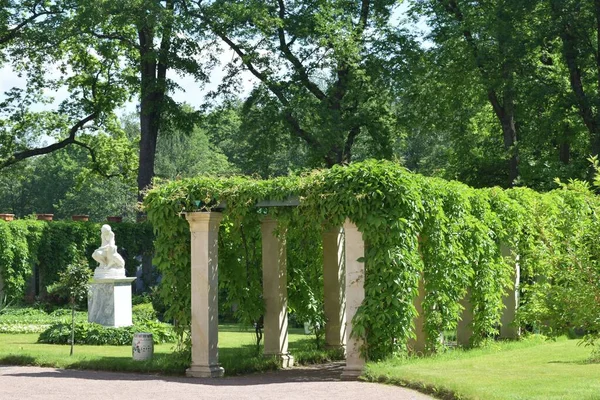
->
0, 324, 341, 376
365, 335, 600, 400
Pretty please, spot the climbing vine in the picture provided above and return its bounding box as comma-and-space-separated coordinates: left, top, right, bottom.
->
144, 159, 600, 360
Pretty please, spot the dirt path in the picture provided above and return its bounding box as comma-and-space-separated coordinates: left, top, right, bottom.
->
0, 363, 433, 400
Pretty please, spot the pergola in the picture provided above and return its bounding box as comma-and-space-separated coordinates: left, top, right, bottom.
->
182, 202, 520, 380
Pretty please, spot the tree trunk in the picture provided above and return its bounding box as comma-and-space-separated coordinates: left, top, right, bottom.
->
136, 27, 163, 203
488, 91, 519, 187
500, 114, 519, 186
136, 2, 172, 203
70, 302, 75, 356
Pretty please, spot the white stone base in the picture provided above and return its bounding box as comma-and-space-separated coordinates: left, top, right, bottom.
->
340, 366, 364, 381
88, 277, 136, 327
264, 353, 294, 368
186, 364, 224, 378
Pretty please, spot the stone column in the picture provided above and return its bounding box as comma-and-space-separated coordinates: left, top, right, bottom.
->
323, 227, 346, 351
341, 219, 365, 380
261, 215, 294, 368
457, 289, 473, 347
408, 277, 427, 354
185, 212, 224, 378
500, 244, 520, 339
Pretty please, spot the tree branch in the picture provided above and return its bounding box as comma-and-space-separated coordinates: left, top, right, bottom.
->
0, 7, 60, 45
276, 0, 327, 101
72, 138, 120, 178
87, 31, 139, 50
0, 112, 98, 169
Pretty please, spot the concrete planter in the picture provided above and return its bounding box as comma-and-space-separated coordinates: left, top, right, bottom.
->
0, 214, 14, 221
72, 215, 89, 222
36, 214, 53, 221
106, 216, 123, 223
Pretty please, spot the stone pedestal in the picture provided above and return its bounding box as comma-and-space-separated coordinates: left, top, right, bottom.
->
341, 219, 365, 381
261, 215, 294, 368
323, 227, 346, 351
186, 212, 224, 378
88, 277, 136, 327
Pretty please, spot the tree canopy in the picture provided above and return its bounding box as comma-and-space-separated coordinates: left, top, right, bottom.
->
3, 0, 600, 218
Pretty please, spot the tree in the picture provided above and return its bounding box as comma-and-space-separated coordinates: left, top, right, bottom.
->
0, 0, 59, 48
1, 1, 212, 202
47, 258, 92, 356
193, 0, 410, 167
410, 0, 540, 186
0, 134, 137, 221
70, 0, 213, 201
0, 1, 134, 177
546, 0, 600, 160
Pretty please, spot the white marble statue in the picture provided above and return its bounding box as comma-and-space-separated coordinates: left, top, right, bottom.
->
92, 224, 125, 278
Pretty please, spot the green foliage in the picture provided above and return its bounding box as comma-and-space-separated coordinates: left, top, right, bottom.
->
145, 159, 600, 360
0, 220, 154, 303
38, 321, 176, 346
0, 220, 44, 302
0, 306, 87, 333
132, 303, 157, 324
46, 258, 92, 305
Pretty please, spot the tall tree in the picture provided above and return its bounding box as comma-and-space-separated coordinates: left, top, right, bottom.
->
412, 0, 539, 186
76, 0, 212, 201
194, 0, 410, 167
547, 0, 600, 159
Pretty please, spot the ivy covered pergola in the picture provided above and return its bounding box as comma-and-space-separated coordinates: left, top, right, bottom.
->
145, 160, 600, 380
181, 204, 519, 379
184, 205, 369, 379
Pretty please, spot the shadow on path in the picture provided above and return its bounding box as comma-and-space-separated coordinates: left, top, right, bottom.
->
0, 362, 345, 386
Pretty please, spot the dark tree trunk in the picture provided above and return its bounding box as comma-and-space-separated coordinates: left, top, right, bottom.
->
136, 0, 172, 203
555, 2, 600, 158
488, 91, 519, 186
559, 125, 570, 165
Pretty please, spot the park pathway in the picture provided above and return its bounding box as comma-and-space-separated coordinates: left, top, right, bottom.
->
0, 363, 433, 400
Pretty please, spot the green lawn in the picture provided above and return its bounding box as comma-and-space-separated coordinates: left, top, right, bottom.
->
365, 336, 600, 400
0, 325, 338, 376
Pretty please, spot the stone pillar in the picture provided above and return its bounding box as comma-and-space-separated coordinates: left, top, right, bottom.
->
408, 277, 427, 354
500, 244, 521, 339
185, 212, 224, 378
323, 227, 346, 351
457, 289, 473, 347
341, 219, 365, 380
261, 215, 293, 368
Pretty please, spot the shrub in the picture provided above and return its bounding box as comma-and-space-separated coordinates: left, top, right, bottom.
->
38, 321, 176, 345
132, 303, 157, 323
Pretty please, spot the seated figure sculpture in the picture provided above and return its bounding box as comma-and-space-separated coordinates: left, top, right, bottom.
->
92, 224, 125, 278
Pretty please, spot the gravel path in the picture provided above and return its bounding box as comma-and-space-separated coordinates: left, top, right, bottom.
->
0, 363, 433, 400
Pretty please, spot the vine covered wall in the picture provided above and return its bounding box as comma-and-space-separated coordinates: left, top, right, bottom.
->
0, 220, 154, 303
144, 160, 600, 360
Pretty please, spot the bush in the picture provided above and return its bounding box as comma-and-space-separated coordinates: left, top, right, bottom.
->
38, 321, 176, 345
132, 303, 157, 323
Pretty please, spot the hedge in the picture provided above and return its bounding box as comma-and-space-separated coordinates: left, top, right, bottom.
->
0, 220, 154, 303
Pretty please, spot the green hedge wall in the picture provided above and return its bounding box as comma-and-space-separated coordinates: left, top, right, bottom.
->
0, 220, 154, 303
144, 160, 600, 360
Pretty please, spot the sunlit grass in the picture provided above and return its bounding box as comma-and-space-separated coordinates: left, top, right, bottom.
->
365, 336, 600, 400
0, 325, 340, 376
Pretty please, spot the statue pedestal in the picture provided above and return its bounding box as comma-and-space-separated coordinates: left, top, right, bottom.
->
88, 277, 136, 327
